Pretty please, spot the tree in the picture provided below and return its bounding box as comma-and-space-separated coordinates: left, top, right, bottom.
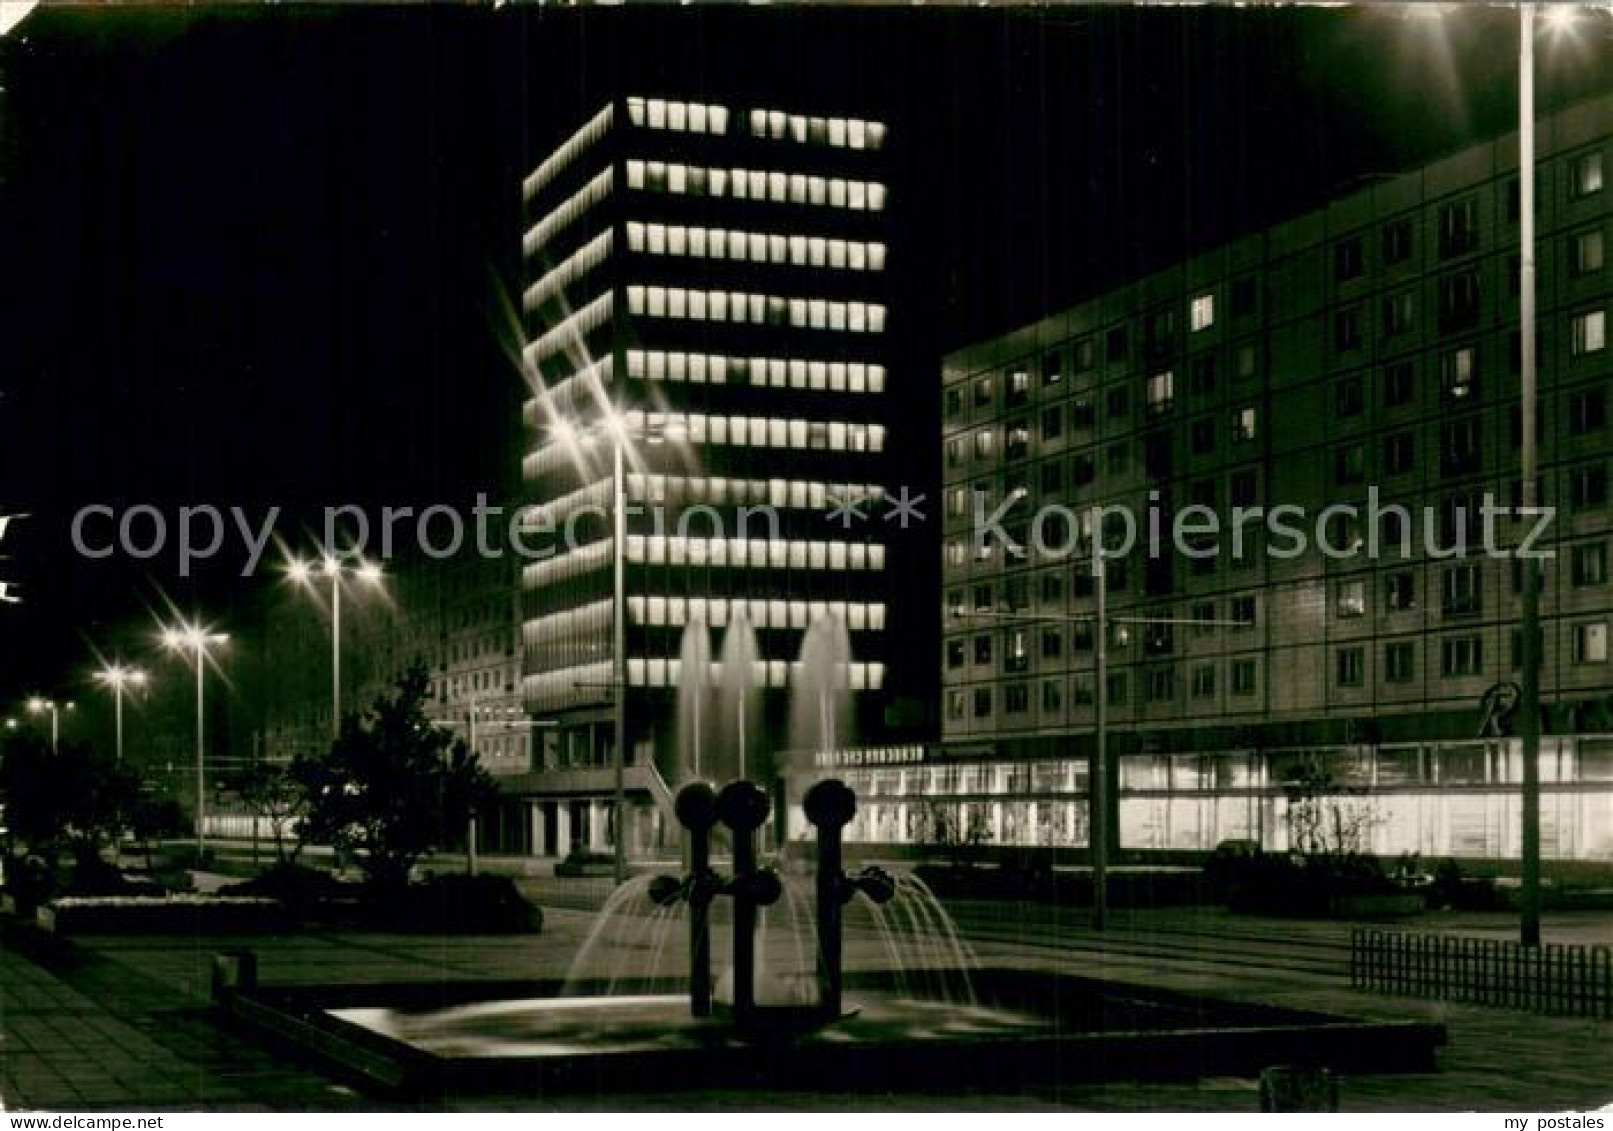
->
0, 732, 71, 858
0, 734, 138, 882
129, 797, 187, 869
57, 745, 139, 871
235, 759, 308, 865
1283, 758, 1380, 862
914, 799, 993, 871
292, 662, 497, 893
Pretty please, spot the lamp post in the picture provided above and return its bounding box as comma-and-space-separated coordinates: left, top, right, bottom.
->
954, 525, 1249, 929
93, 663, 147, 764
160, 622, 228, 860
554, 411, 680, 885
287, 554, 384, 738
1514, 0, 1589, 948
1400, 0, 1591, 952
25, 697, 74, 753
432, 704, 557, 874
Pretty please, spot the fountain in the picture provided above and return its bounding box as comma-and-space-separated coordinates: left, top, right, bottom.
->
675, 615, 713, 783
647, 777, 893, 1032
715, 612, 760, 784
211, 611, 1449, 1099
783, 614, 854, 841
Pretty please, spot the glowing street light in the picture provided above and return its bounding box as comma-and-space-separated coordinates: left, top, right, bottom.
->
546, 409, 678, 886
1400, 0, 1611, 947
93, 663, 148, 764
286, 553, 385, 738
160, 621, 228, 859
26, 697, 74, 753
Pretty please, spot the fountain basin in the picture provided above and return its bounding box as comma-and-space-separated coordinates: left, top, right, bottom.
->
217, 969, 1445, 1098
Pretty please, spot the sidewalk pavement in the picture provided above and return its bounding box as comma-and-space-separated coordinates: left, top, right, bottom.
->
2, 896, 1612, 1111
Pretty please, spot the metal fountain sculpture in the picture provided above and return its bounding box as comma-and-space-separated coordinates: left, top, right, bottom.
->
649, 777, 893, 1034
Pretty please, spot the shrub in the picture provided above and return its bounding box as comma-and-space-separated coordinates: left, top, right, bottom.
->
67, 856, 164, 898
1211, 848, 1402, 915
383, 873, 543, 934
218, 861, 351, 916
554, 848, 616, 878
4, 855, 57, 915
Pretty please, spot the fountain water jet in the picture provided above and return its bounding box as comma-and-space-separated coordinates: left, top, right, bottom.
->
675, 616, 713, 784
782, 613, 853, 843
716, 612, 760, 784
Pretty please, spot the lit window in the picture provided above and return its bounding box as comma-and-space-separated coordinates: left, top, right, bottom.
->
1572, 150, 1604, 198
1574, 622, 1609, 664
1442, 346, 1476, 398
1231, 406, 1257, 444
1190, 293, 1215, 332
1572, 310, 1606, 355
1336, 579, 1366, 618
1146, 372, 1174, 416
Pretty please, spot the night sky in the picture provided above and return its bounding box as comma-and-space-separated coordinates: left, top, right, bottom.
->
3, 3, 1612, 704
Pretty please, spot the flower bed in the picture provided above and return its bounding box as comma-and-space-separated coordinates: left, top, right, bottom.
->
38, 894, 288, 935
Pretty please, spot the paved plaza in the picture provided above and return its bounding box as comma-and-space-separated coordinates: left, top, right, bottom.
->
2, 884, 1612, 1112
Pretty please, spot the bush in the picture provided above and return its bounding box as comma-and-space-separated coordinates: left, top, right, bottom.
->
1211, 848, 1402, 916
1424, 858, 1510, 912
4, 855, 57, 915
67, 855, 164, 898
218, 861, 351, 916
554, 848, 616, 878
382, 873, 543, 934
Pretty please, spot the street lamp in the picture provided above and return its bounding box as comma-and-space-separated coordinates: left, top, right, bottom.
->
1393, 0, 1603, 952
551, 409, 680, 885
160, 621, 228, 859
1515, 0, 1599, 949
287, 554, 385, 738
433, 702, 558, 874
93, 663, 148, 764
26, 697, 74, 753
953, 531, 1250, 930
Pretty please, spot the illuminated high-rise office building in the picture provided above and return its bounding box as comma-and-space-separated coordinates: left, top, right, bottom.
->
516, 96, 893, 855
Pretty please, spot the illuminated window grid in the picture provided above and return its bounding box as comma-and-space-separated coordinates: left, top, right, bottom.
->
522, 659, 887, 705
626, 220, 886, 272
522, 167, 613, 258
524, 596, 886, 638
626, 285, 887, 334
522, 476, 884, 520
523, 230, 613, 313
745, 108, 887, 151
624, 349, 885, 394
625, 96, 730, 134
522, 414, 886, 478
520, 359, 615, 429
522, 104, 613, 202
521, 292, 613, 366
626, 159, 887, 212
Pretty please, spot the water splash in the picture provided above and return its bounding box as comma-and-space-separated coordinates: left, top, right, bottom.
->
716, 613, 760, 784
676, 617, 713, 784
562, 869, 976, 1012
788, 613, 853, 775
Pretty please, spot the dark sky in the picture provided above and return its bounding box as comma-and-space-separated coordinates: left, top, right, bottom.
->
2, 2, 1611, 700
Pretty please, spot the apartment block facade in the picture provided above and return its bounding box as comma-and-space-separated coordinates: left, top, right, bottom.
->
832, 96, 1613, 864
